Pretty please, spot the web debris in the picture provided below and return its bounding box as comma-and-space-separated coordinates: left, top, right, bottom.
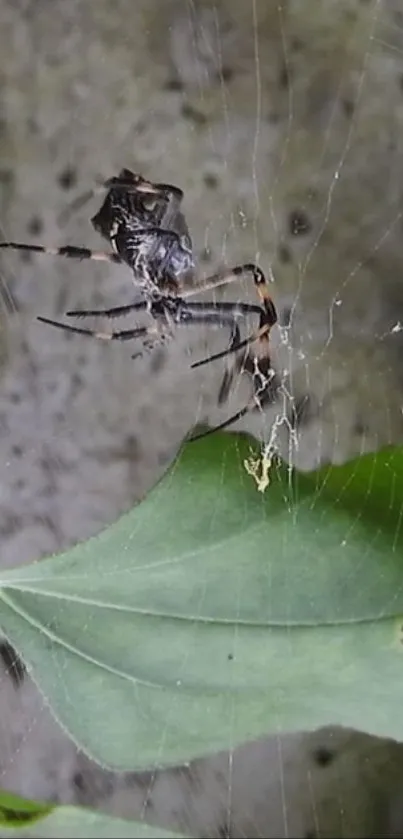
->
243, 444, 275, 493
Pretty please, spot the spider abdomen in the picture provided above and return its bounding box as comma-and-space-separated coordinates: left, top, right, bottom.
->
112, 225, 194, 291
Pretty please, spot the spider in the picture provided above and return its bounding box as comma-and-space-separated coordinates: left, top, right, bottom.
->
0, 169, 277, 437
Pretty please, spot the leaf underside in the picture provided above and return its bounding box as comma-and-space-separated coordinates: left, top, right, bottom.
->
0, 434, 402, 770
0, 789, 188, 838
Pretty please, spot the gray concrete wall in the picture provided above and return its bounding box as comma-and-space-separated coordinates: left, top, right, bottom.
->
0, 0, 403, 835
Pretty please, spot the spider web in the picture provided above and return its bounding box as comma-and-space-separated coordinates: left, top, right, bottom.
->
0, 0, 402, 837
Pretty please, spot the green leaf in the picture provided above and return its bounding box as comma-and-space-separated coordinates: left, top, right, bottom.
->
0, 434, 402, 770
0, 790, 51, 828
0, 790, 188, 838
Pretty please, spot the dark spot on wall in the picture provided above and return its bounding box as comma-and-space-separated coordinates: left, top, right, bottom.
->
227, 652, 234, 660
0, 413, 8, 437
150, 347, 166, 375
11, 444, 24, 457
312, 745, 335, 767
278, 243, 292, 264
214, 769, 227, 785
181, 102, 207, 125
0, 168, 14, 188
354, 418, 369, 436
71, 372, 84, 389
304, 831, 316, 839
342, 99, 354, 117
288, 208, 312, 236
203, 172, 219, 189
27, 215, 43, 236
72, 772, 85, 791
124, 434, 141, 463
0, 641, 25, 687
58, 166, 77, 191
291, 37, 304, 52
9, 392, 22, 404
164, 78, 184, 92
220, 67, 234, 83
279, 62, 291, 89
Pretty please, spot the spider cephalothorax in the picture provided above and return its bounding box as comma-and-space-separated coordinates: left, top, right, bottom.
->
0, 168, 277, 436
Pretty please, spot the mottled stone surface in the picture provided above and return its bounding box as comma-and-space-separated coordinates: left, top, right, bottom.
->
0, 0, 403, 836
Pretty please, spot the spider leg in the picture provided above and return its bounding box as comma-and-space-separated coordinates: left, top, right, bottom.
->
185, 262, 277, 356
174, 308, 241, 351
0, 242, 121, 264
184, 265, 277, 440
180, 298, 262, 316
58, 296, 269, 367
66, 298, 262, 328
172, 299, 275, 367
174, 298, 261, 367
65, 301, 148, 319
191, 304, 275, 370
61, 299, 241, 356
53, 297, 244, 356
172, 302, 269, 435
37, 316, 150, 343
189, 357, 275, 441
187, 262, 272, 301
189, 262, 277, 326
190, 405, 251, 441
191, 323, 266, 368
